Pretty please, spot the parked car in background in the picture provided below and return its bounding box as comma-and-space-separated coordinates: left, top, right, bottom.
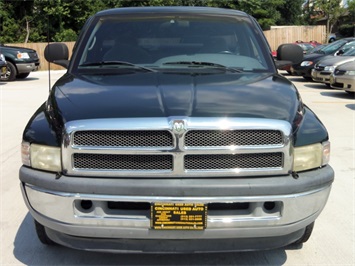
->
273, 41, 322, 74
330, 60, 355, 96
305, 44, 327, 54
0, 53, 7, 76
0, 43, 40, 81
291, 38, 355, 80
311, 47, 355, 86
284, 41, 322, 73
272, 40, 321, 58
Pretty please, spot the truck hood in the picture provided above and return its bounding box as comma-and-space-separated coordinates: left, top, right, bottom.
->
49, 72, 302, 125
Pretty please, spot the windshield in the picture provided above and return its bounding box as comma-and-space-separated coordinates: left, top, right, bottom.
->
75, 15, 272, 74
343, 47, 355, 56
317, 39, 348, 54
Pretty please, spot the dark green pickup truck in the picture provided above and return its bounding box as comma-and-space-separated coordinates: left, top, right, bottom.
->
0, 43, 40, 81
19, 6, 334, 253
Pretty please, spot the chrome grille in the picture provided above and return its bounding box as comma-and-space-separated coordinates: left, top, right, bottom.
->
74, 154, 173, 170
74, 130, 173, 148
185, 130, 282, 147
185, 153, 283, 170
62, 117, 293, 177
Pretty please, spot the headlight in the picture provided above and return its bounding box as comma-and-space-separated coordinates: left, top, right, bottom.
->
17, 52, 30, 59
293, 141, 330, 172
300, 61, 313, 67
21, 142, 62, 172
345, 70, 355, 75
324, 66, 335, 72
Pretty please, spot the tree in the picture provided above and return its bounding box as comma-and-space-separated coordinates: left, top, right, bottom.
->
0, 0, 313, 43
277, 0, 304, 25
234, 0, 285, 30
313, 0, 347, 41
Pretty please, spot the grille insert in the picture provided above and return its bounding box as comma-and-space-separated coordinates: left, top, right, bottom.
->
185, 153, 283, 170
63, 118, 292, 177
74, 130, 173, 148
185, 130, 283, 147
74, 154, 173, 170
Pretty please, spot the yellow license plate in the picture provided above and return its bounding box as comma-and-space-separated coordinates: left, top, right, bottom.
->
151, 202, 207, 230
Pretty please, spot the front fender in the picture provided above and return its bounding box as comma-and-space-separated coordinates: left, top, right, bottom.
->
22, 103, 62, 147
294, 106, 328, 146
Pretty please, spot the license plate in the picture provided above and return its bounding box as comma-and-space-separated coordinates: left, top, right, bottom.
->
151, 202, 207, 230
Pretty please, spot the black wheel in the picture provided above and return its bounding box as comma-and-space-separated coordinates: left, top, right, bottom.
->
34, 219, 56, 245
293, 222, 314, 244
329, 38, 335, 43
16, 72, 30, 79
0, 61, 17, 81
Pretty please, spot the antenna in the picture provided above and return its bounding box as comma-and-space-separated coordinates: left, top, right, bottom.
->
47, 14, 51, 92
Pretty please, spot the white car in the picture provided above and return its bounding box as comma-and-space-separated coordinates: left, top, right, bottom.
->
330, 60, 355, 96
311, 48, 355, 86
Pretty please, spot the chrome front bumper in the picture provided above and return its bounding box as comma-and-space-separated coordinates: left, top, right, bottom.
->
16, 62, 39, 73
330, 74, 355, 92
20, 165, 333, 252
311, 69, 331, 83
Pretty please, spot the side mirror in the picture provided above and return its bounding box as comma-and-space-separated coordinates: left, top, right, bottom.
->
336, 49, 344, 56
44, 43, 70, 69
275, 44, 304, 69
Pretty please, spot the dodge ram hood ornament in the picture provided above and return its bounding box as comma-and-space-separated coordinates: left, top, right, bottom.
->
172, 119, 186, 135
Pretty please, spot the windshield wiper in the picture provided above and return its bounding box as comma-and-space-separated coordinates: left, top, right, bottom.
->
79, 61, 156, 72
163, 61, 243, 73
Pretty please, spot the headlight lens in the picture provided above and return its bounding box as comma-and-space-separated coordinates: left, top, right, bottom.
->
21, 142, 62, 172
300, 61, 313, 67
293, 141, 330, 172
345, 70, 355, 75
17, 52, 30, 59
324, 66, 335, 72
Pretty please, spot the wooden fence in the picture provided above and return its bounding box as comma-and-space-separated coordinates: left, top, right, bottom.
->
5, 25, 326, 71
264, 25, 326, 51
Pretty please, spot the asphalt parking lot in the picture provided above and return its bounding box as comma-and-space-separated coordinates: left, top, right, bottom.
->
0, 70, 354, 265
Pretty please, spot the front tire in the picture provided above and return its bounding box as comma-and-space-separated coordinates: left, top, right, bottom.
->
0, 61, 17, 81
34, 219, 56, 245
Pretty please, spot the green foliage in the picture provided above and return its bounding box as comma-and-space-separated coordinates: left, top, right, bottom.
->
277, 0, 304, 25
0, 0, 341, 44
312, 0, 346, 36
53, 28, 77, 42
338, 24, 355, 37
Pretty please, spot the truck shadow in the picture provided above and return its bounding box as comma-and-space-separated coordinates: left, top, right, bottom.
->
13, 213, 289, 265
